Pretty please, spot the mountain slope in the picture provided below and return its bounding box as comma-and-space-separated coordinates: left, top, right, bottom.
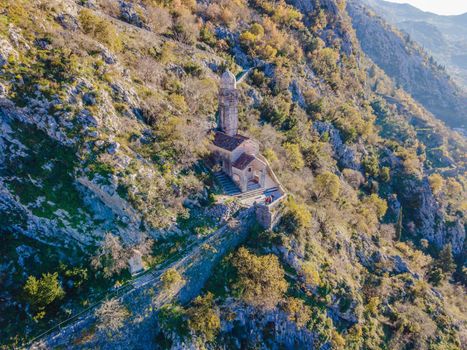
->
348, 0, 467, 131
361, 0, 467, 90
0, 0, 466, 349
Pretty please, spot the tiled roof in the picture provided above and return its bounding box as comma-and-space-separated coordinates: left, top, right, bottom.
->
213, 131, 248, 151
232, 153, 255, 170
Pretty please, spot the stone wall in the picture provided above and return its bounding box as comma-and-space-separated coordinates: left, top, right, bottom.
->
255, 198, 285, 230
31, 209, 256, 350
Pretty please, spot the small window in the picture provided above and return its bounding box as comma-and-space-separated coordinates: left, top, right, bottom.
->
248, 167, 252, 172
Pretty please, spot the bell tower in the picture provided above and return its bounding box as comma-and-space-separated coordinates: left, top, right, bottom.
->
218, 70, 238, 136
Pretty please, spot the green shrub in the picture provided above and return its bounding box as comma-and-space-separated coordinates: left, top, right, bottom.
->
62, 265, 88, 288
260, 97, 292, 128
362, 155, 380, 178
200, 24, 217, 46
23, 272, 65, 316
380, 166, 390, 182
79, 9, 122, 51
161, 268, 185, 290
158, 303, 189, 336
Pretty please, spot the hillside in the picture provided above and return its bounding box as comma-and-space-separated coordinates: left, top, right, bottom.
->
347, 0, 467, 131
0, 0, 466, 349
361, 0, 467, 90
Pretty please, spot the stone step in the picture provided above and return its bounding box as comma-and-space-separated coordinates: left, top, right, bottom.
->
235, 188, 263, 199
213, 171, 241, 195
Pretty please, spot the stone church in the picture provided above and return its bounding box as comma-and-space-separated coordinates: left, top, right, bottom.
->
210, 70, 283, 202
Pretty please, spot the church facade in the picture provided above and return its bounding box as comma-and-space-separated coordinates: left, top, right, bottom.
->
210, 70, 268, 193
209, 70, 287, 227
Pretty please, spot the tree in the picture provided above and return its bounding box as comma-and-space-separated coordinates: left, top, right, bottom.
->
232, 247, 288, 310
315, 172, 340, 201
427, 268, 443, 286
436, 244, 456, 274
362, 155, 379, 178
172, 8, 199, 44
187, 292, 220, 342
283, 143, 305, 170
61, 264, 88, 289
395, 207, 403, 241
312, 48, 339, 78
91, 233, 129, 278
250, 23, 265, 38
343, 168, 365, 189
161, 268, 185, 290
95, 299, 129, 332
301, 261, 321, 287
23, 272, 65, 316
158, 303, 189, 336
364, 194, 388, 219
428, 174, 444, 194
446, 178, 462, 199
331, 329, 346, 350
284, 198, 312, 230
380, 167, 390, 182
79, 9, 122, 51
283, 297, 311, 328
428, 244, 456, 285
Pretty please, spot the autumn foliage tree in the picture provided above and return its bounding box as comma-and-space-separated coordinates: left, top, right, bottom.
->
314, 172, 340, 201
95, 299, 129, 332
187, 292, 220, 342
283, 197, 312, 231
161, 268, 185, 290
283, 297, 311, 328
91, 233, 129, 278
428, 174, 444, 194
232, 247, 288, 310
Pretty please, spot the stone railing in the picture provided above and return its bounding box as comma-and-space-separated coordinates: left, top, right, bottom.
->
256, 154, 286, 196
253, 154, 287, 228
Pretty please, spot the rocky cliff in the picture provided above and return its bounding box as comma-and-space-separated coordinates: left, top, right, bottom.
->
1, 0, 466, 349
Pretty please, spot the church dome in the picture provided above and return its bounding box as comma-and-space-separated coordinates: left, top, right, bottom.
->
221, 70, 236, 89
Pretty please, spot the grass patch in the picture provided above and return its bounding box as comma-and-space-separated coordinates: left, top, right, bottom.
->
2, 121, 91, 227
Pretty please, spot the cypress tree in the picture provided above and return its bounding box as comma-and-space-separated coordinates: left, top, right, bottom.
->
395, 207, 403, 241
437, 244, 456, 274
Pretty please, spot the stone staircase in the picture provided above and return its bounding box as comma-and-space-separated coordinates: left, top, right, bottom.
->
235, 187, 263, 200
213, 171, 241, 195
213, 171, 281, 202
